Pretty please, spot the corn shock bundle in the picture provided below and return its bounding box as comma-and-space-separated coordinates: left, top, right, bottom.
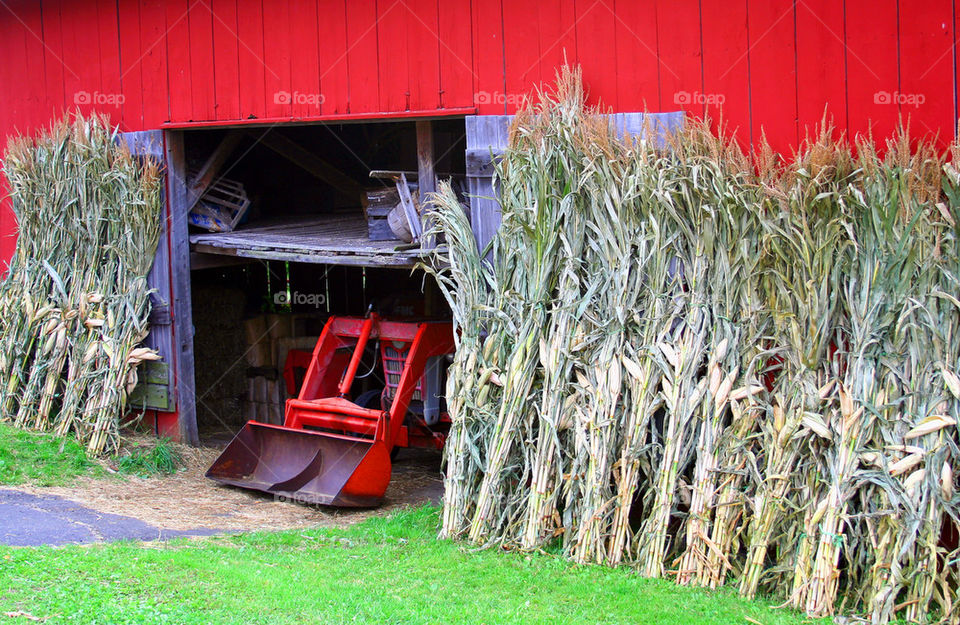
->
429, 68, 960, 623
0, 113, 162, 454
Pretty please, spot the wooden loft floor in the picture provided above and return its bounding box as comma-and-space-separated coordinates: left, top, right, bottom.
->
189, 213, 426, 268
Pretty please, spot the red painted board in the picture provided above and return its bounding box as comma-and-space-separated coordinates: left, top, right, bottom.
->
40, 0, 67, 122
405, 0, 441, 111
345, 0, 379, 114
656, 0, 703, 116
471, 0, 505, 114
140, 0, 170, 128
211, 0, 240, 122
96, 0, 125, 126
13, 0, 49, 133
377, 0, 409, 112
575, 0, 618, 111
700, 0, 750, 145
502, 1, 540, 111
899, 1, 954, 145
0, 2, 25, 134
59, 0, 104, 120
236, 0, 266, 119
117, 0, 144, 130
318, 0, 349, 115
795, 0, 847, 141
165, 0, 193, 123
262, 0, 292, 118
844, 0, 899, 144
747, 0, 798, 154
536, 0, 577, 94
437, 0, 474, 109
287, 0, 321, 118
614, 0, 659, 113
188, 1, 216, 122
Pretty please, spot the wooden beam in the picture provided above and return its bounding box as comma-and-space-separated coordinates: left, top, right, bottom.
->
396, 173, 423, 242
186, 130, 243, 212
164, 130, 200, 446
249, 130, 365, 200
416, 120, 436, 248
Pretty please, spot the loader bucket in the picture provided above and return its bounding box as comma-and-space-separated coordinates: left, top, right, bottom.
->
205, 422, 392, 507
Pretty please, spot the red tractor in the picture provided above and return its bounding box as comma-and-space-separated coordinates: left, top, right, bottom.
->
206, 313, 454, 507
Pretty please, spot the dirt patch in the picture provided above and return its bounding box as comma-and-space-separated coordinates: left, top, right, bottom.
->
16, 437, 443, 533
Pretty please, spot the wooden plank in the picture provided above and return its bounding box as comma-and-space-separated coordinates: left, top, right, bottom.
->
189, 0, 222, 121
59, 0, 101, 119
406, 0, 441, 111
700, 0, 751, 145
437, 0, 474, 109
656, 0, 704, 116
471, 0, 506, 114
397, 173, 422, 242
536, 0, 577, 91
614, 0, 659, 112
236, 0, 266, 119
844, 0, 899, 143
747, 0, 798, 153
501, 1, 540, 111
191, 244, 424, 268
795, 0, 847, 140
165, 0, 193, 123
117, 0, 144, 129
41, 0, 67, 120
345, 0, 379, 114
899, 0, 954, 143
164, 130, 199, 446
13, 0, 48, 132
253, 130, 364, 198
139, 0, 170, 128
262, 0, 292, 119
575, 0, 617, 110
465, 115, 511, 255
96, 0, 123, 115
417, 120, 436, 248
377, 0, 409, 112
211, 0, 241, 121
318, 0, 349, 115
288, 0, 322, 118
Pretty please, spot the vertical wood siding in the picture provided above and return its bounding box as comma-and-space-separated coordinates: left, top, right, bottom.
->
0, 0, 958, 262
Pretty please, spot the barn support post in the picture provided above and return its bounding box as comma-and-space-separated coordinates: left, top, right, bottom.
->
164, 130, 200, 446
416, 120, 436, 249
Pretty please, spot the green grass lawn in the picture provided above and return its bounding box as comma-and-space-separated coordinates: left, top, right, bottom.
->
0, 422, 100, 486
0, 506, 823, 625
0, 423, 186, 486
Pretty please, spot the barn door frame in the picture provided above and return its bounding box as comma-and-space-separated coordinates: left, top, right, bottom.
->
119, 129, 198, 445
464, 112, 686, 253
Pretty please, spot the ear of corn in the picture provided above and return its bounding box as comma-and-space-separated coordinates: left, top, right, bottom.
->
0, 113, 162, 454
426, 67, 960, 623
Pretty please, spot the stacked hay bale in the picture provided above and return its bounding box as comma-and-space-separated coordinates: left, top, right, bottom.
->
429, 67, 960, 623
0, 113, 162, 454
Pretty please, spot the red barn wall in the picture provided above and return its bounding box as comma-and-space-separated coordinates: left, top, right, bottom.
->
0, 0, 957, 264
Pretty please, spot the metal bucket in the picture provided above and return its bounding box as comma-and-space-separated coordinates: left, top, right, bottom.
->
205, 422, 392, 507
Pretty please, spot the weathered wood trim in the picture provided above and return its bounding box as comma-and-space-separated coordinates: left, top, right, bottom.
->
164, 130, 200, 446
416, 120, 436, 249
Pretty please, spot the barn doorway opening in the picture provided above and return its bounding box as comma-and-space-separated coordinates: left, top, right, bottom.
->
180, 119, 464, 448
